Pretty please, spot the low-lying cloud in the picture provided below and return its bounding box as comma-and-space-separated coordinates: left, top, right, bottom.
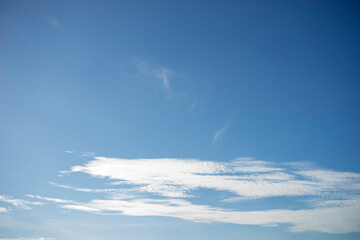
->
47, 156, 360, 233
2, 156, 360, 234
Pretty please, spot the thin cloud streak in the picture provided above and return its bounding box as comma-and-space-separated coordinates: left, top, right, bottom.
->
48, 181, 128, 194
48, 182, 137, 200
213, 124, 228, 142
81, 152, 96, 157
55, 196, 360, 233
213, 111, 238, 143
9, 191, 360, 233
26, 195, 75, 204
0, 195, 45, 210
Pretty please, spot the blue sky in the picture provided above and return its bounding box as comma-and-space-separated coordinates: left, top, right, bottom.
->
1, 0, 360, 239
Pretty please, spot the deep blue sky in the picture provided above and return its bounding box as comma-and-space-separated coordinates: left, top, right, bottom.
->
1, 1, 360, 240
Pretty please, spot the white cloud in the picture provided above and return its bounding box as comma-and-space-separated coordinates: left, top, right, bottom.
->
297, 169, 360, 185
61, 204, 101, 213
0, 206, 7, 212
64, 157, 351, 199
5, 156, 360, 234
64, 150, 74, 154
53, 156, 360, 233
0, 195, 45, 210
26, 195, 75, 204
59, 196, 360, 233
138, 184, 193, 198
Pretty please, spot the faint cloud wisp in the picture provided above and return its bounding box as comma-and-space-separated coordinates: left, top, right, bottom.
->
213, 111, 237, 143
49, 17, 64, 31
133, 59, 173, 92
213, 124, 228, 143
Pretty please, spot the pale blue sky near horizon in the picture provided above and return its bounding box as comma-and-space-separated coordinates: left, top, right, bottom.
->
1, 0, 360, 239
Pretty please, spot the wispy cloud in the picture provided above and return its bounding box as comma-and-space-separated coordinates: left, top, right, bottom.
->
43, 195, 359, 234
0, 195, 45, 210
26, 194, 75, 204
14, 190, 360, 233
81, 152, 96, 157
156, 67, 171, 91
48, 181, 132, 196
0, 206, 7, 212
213, 111, 237, 143
131, 59, 173, 92
49, 17, 64, 31
213, 124, 229, 143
